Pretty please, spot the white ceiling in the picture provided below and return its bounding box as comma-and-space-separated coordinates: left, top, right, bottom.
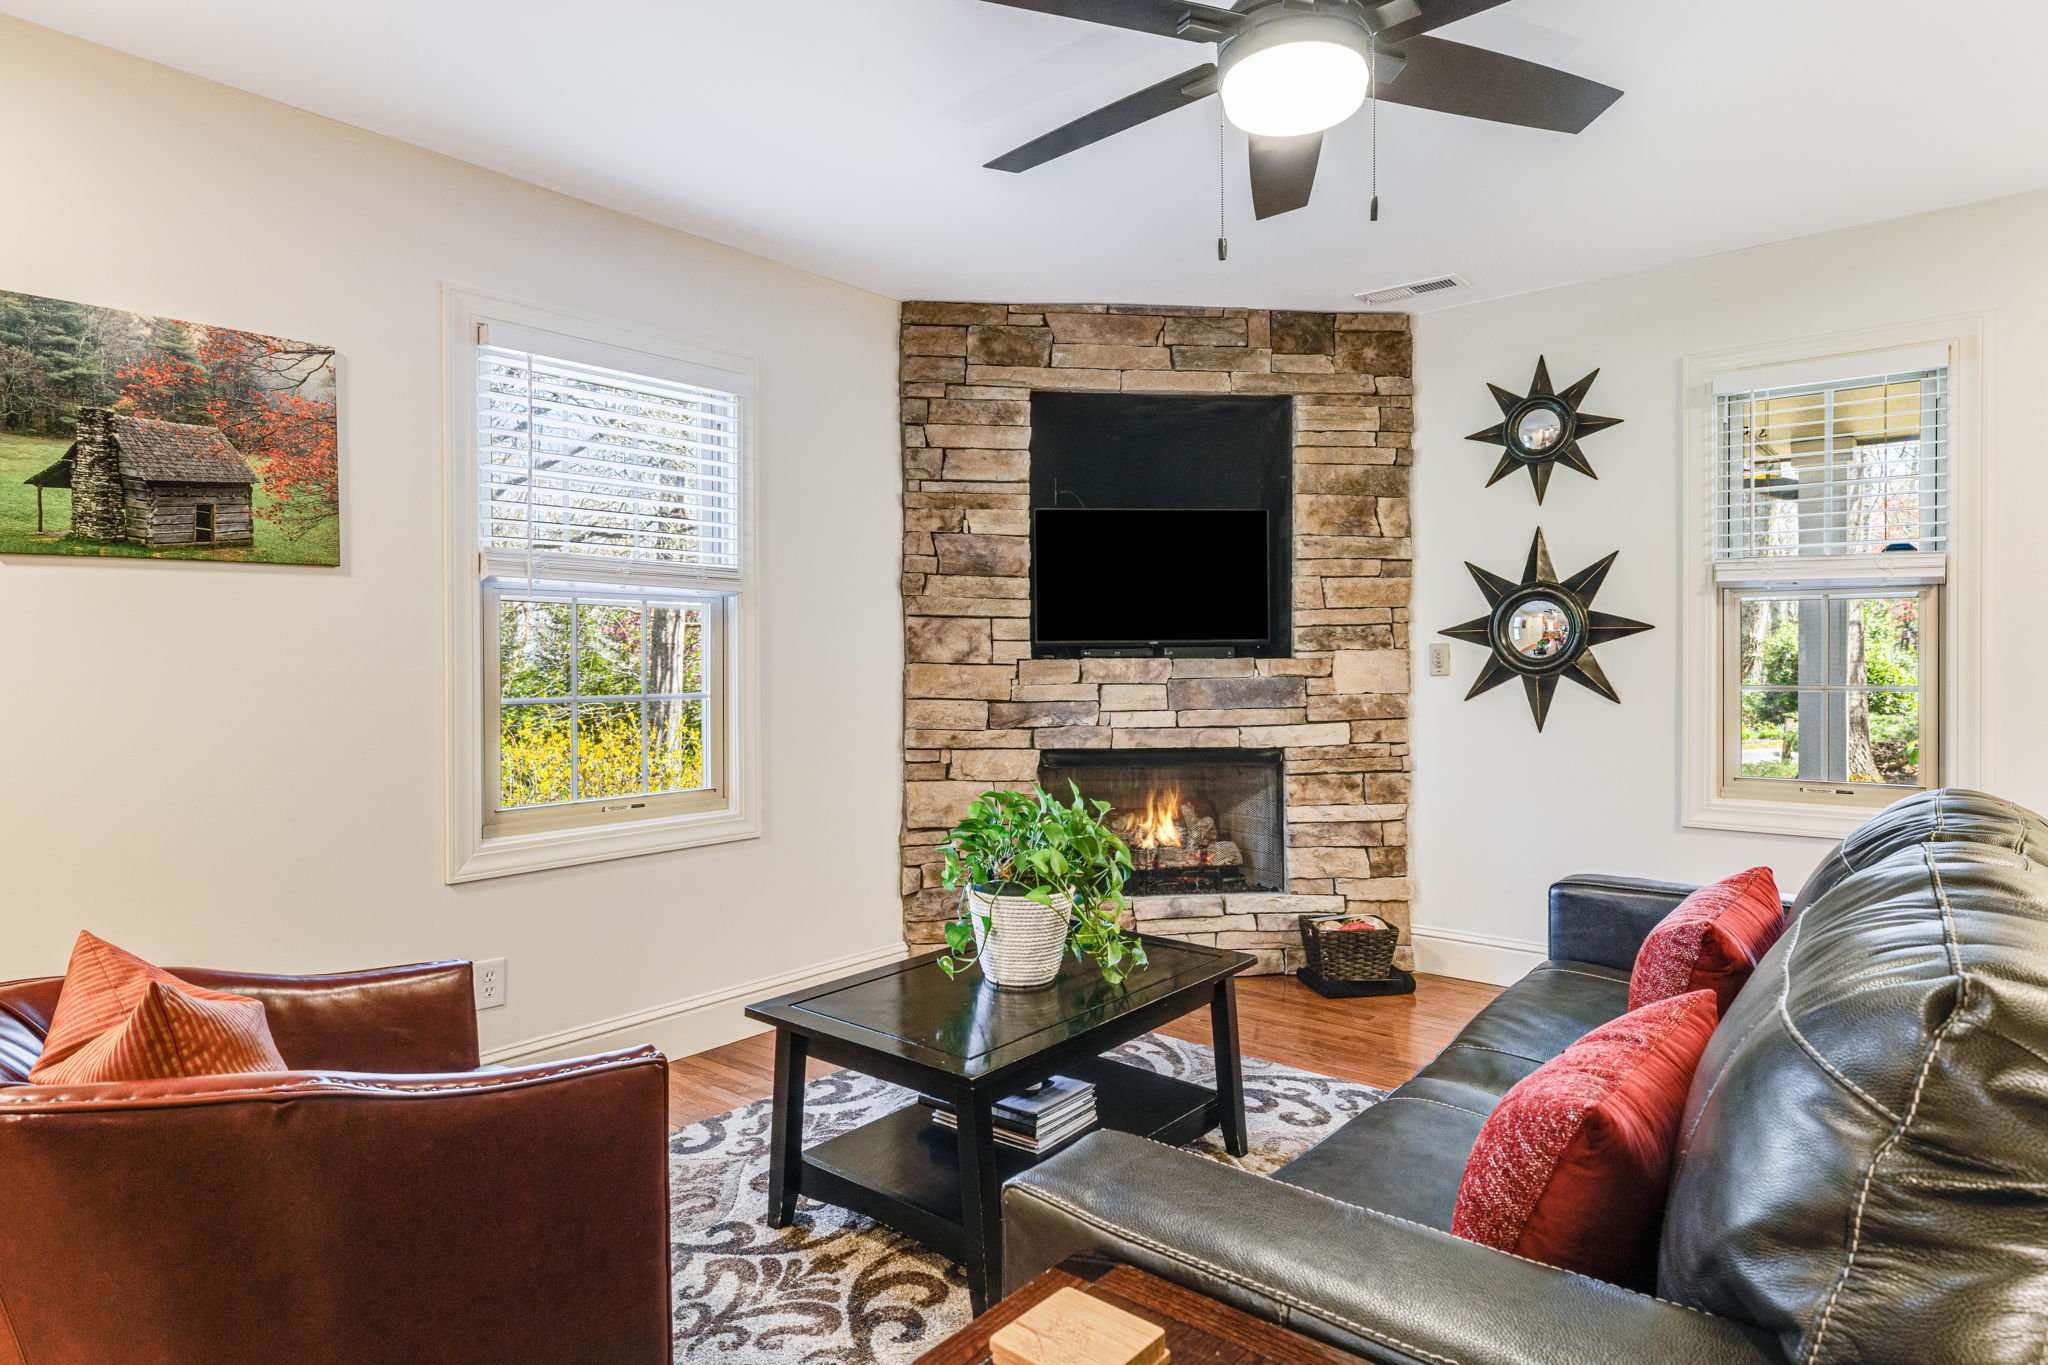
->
11, 0, 2048, 312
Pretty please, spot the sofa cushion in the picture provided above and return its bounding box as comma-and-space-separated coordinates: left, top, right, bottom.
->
33, 978, 286, 1085
1452, 990, 1719, 1285
1660, 790, 2048, 1364
1627, 866, 1784, 1013
30, 932, 285, 1084
1273, 958, 1633, 1229
1273, 1093, 1489, 1229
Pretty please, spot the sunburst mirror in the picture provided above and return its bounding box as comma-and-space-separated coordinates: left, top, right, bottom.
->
1466, 357, 1621, 503
1440, 529, 1653, 731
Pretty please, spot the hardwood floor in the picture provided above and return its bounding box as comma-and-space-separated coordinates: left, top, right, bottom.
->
666, 972, 1501, 1130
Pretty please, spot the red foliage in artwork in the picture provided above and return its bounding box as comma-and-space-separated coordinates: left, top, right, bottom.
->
113, 323, 338, 541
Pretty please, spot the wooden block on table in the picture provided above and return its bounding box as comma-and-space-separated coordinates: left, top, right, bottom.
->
990, 1286, 1168, 1365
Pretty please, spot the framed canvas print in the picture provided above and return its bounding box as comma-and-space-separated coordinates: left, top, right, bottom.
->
0, 287, 338, 565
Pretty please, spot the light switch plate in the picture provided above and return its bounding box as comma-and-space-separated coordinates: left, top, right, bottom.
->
1428, 643, 1452, 676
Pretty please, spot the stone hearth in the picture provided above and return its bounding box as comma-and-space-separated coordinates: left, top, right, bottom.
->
898, 303, 1413, 974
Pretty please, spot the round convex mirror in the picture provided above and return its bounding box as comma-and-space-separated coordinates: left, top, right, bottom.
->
1514, 405, 1565, 453
1506, 598, 1574, 660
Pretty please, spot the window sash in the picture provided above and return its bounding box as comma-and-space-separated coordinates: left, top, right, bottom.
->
1713, 366, 1949, 562
483, 581, 731, 835
476, 341, 743, 579
1719, 585, 1940, 806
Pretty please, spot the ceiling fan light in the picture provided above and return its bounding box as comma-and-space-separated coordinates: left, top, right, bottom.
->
1220, 39, 1370, 138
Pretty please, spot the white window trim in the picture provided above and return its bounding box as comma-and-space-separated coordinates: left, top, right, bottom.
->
1680, 314, 1991, 840
443, 286, 762, 882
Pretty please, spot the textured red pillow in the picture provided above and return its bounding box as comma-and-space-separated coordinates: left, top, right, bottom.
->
1628, 867, 1785, 1013
1451, 990, 1719, 1285
30, 932, 285, 1085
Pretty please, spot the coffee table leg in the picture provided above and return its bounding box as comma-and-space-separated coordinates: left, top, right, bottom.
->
954, 1085, 1003, 1315
767, 1030, 808, 1227
1212, 978, 1249, 1157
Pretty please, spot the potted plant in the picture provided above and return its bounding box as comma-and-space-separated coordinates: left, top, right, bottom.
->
938, 784, 1145, 989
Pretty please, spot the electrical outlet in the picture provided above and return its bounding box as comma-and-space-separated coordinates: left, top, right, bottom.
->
474, 957, 508, 1010
1428, 643, 1453, 677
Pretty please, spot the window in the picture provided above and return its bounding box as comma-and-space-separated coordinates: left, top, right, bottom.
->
444, 292, 758, 880
1682, 321, 1984, 837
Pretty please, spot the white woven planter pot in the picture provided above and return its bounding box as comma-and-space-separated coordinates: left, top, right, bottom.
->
968, 886, 1074, 989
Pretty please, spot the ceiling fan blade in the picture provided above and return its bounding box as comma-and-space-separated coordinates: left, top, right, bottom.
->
1248, 132, 1321, 220
1370, 0, 1513, 45
1375, 36, 1621, 134
977, 0, 1243, 42
987, 64, 1219, 172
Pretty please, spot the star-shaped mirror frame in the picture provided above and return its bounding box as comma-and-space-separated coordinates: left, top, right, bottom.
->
1466, 357, 1622, 504
1440, 529, 1654, 730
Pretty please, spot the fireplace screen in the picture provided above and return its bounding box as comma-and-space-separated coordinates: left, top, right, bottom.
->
1039, 749, 1285, 896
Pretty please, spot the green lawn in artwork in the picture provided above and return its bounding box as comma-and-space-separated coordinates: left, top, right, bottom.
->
0, 432, 339, 565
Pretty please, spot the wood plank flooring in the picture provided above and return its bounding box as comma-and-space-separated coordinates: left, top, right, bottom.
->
666, 973, 1501, 1130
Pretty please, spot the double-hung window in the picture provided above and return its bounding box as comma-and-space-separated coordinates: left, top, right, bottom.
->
1683, 323, 1983, 836
446, 294, 757, 880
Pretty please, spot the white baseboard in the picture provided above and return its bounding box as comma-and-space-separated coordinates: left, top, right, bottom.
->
482, 942, 909, 1066
1410, 924, 1547, 987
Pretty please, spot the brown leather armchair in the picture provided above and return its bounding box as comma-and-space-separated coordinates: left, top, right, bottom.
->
0, 960, 672, 1365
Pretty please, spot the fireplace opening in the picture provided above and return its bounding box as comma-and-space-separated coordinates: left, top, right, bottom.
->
1039, 749, 1284, 897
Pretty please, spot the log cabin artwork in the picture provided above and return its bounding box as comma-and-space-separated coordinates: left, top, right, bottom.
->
29, 411, 257, 547
0, 285, 338, 565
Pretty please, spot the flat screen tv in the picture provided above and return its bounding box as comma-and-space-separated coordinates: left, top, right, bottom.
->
1033, 509, 1271, 654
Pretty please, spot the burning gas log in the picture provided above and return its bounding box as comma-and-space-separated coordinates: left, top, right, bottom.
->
1108, 788, 1243, 872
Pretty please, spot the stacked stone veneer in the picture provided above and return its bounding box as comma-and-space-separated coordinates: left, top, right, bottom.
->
898, 303, 1413, 974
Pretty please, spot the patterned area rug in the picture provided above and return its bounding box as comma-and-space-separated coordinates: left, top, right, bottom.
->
669, 1034, 1382, 1363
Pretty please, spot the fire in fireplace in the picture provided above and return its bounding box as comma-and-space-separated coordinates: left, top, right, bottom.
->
1040, 749, 1284, 897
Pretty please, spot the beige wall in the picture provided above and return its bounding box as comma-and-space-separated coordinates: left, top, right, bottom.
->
0, 19, 904, 1059
1411, 189, 2048, 982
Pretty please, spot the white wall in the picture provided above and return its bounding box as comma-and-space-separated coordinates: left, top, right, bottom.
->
0, 19, 905, 1059
1411, 189, 2048, 983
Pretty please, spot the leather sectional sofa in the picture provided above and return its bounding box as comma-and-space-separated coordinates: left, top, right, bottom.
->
1003, 789, 2048, 1364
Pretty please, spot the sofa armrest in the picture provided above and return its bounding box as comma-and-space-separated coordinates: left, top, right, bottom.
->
1003, 1132, 1781, 1365
0, 1047, 670, 1364
1545, 876, 1704, 972
174, 959, 481, 1072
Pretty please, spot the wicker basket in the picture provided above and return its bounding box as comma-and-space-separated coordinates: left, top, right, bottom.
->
1298, 913, 1398, 981
969, 886, 1074, 989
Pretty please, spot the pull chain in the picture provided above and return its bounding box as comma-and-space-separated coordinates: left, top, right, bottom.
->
1217, 116, 1229, 261
1369, 41, 1380, 222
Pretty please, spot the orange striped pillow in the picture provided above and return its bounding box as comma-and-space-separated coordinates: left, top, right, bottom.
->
30, 932, 285, 1085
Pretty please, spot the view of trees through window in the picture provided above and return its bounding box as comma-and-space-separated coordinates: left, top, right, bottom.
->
497, 598, 706, 810
1736, 593, 1922, 786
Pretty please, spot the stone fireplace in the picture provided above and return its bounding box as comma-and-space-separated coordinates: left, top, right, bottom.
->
898, 303, 1413, 974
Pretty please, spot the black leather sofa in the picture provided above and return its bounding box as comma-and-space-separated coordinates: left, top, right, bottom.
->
1003, 789, 2048, 1364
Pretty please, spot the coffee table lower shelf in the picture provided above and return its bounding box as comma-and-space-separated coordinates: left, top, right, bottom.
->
799, 1055, 1218, 1263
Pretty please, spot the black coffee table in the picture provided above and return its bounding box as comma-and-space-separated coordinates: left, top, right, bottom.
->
744, 935, 1254, 1312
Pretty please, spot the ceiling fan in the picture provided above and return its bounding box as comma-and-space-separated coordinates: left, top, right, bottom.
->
979, 0, 1621, 221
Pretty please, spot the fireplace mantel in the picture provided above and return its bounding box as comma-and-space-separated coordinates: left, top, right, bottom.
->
897, 303, 1413, 974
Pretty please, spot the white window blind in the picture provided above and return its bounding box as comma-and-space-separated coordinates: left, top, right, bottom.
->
1712, 351, 1948, 566
476, 337, 741, 588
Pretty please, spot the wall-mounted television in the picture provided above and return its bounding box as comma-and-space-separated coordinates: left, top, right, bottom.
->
1032, 509, 1272, 656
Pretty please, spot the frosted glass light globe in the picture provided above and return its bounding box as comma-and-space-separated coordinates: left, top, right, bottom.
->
1220, 40, 1371, 138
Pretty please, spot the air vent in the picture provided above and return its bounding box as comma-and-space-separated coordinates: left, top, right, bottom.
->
1354, 274, 1468, 308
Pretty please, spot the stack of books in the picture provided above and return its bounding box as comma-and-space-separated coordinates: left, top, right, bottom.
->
926, 1076, 1099, 1157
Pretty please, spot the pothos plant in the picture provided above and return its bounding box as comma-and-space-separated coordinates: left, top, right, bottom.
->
937, 783, 1146, 986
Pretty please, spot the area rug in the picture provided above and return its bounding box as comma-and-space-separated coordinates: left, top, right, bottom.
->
669, 1033, 1382, 1364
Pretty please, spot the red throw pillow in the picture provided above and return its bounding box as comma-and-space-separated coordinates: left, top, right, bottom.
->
1451, 990, 1719, 1285
1628, 867, 1785, 1013
30, 932, 285, 1085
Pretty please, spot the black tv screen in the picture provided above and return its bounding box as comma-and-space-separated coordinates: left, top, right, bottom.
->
1033, 509, 1270, 648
